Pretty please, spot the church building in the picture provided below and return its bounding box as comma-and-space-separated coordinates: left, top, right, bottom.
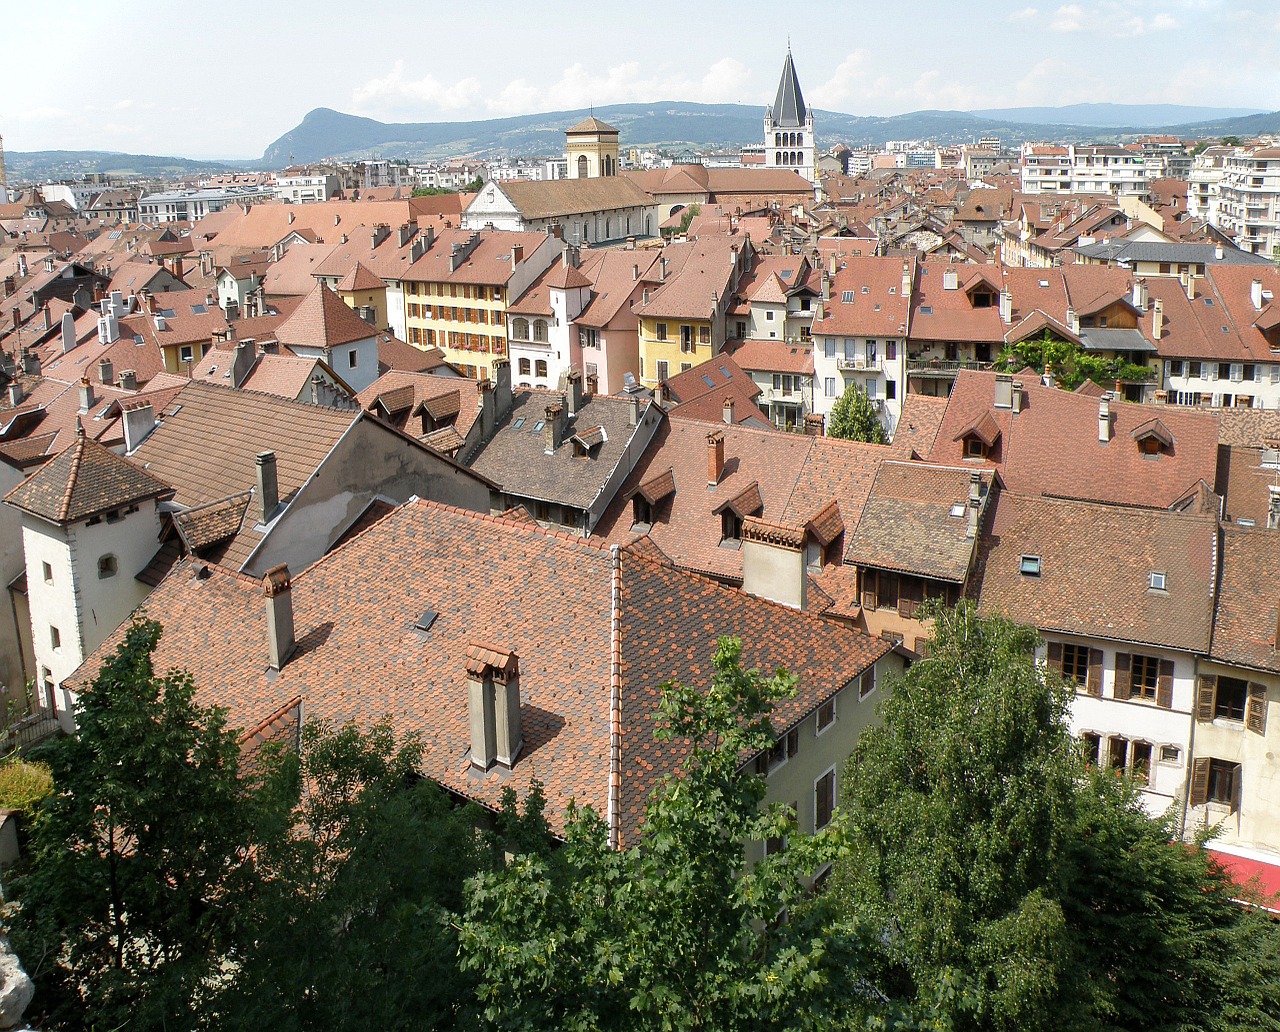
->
764, 48, 817, 186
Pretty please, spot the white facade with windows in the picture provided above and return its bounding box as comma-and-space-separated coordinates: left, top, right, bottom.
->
1019, 144, 1150, 199
1214, 148, 1280, 260
1162, 357, 1279, 409
811, 331, 906, 433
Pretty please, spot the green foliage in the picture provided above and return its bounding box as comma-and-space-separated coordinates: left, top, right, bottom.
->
676, 202, 702, 235
464, 176, 485, 193
218, 719, 498, 1031
827, 380, 887, 443
0, 758, 53, 822
834, 603, 1280, 1032
1222, 136, 1241, 147
412, 186, 457, 196
999, 330, 1153, 391
9, 618, 256, 1030
459, 637, 878, 1031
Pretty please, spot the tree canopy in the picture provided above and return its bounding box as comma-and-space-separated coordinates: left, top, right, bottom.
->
1000, 330, 1153, 392
827, 380, 887, 444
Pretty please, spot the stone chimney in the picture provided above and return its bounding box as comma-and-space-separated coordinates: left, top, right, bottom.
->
994, 373, 1013, 409
7, 383, 22, 407
1215, 244, 1225, 261
1066, 307, 1080, 334
1011, 380, 1024, 414
543, 403, 565, 454
1098, 393, 1112, 443
511, 244, 524, 265
562, 369, 583, 417
493, 358, 513, 421
466, 645, 523, 771
256, 450, 280, 524
1253, 279, 1265, 312
1132, 278, 1148, 312
741, 517, 807, 610
999, 289, 1012, 325
22, 349, 40, 377
901, 260, 912, 298
61, 311, 76, 353
1269, 486, 1280, 531
628, 393, 640, 427
707, 430, 725, 486
231, 341, 256, 389
97, 358, 114, 385
723, 396, 735, 424
966, 472, 983, 539
78, 377, 94, 413
1186, 272, 1197, 301
1152, 298, 1164, 340
475, 380, 497, 440
122, 401, 155, 452
660, 257, 668, 281
632, 263, 639, 281
263, 564, 295, 671
943, 267, 959, 291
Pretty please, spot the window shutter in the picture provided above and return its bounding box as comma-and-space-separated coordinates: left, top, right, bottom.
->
1087, 649, 1104, 697
1196, 675, 1217, 721
861, 589, 878, 611
1189, 757, 1210, 807
1114, 653, 1132, 700
1247, 683, 1268, 736
1046, 641, 1063, 674
1156, 659, 1175, 709
786, 728, 800, 757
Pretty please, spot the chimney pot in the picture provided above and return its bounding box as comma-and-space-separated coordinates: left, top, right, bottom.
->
263, 564, 295, 671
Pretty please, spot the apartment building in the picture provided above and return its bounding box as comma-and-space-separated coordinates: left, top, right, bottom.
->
1215, 147, 1280, 260
1020, 143, 1150, 200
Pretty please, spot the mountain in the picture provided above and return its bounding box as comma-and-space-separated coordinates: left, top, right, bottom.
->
969, 103, 1266, 127
4, 149, 254, 181
263, 103, 1280, 165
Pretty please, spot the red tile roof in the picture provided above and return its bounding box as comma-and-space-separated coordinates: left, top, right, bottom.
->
275, 284, 376, 349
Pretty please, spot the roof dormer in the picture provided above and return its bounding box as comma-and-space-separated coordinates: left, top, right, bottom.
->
1131, 417, 1173, 457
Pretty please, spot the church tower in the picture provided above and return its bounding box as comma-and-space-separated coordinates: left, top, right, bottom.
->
763, 48, 816, 185
565, 116, 620, 179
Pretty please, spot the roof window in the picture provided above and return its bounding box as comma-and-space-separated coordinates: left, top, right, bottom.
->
1148, 571, 1167, 591
532, 420, 544, 433
1019, 554, 1042, 577
414, 609, 438, 633
841, 290, 855, 303
862, 286, 869, 294
513, 417, 526, 430
949, 503, 965, 518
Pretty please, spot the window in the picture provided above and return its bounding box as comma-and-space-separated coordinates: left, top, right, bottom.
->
179, 345, 194, 364
518, 357, 531, 376
656, 360, 669, 382
1206, 758, 1241, 807
825, 377, 836, 397
766, 310, 775, 321
535, 360, 548, 378
97, 554, 118, 579
533, 320, 548, 343
764, 802, 797, 856
1129, 654, 1160, 700
841, 290, 854, 303
680, 325, 693, 352
50, 626, 61, 651
886, 380, 897, 400
1019, 554, 1042, 577
817, 698, 836, 733
814, 769, 836, 830
631, 496, 653, 530
1082, 732, 1102, 767
859, 668, 875, 698
512, 318, 531, 341
1131, 741, 1152, 784
699, 326, 710, 344
41, 562, 52, 585
348, 348, 358, 369
886, 340, 896, 360
1215, 675, 1248, 721
721, 510, 743, 544
1061, 643, 1089, 685
655, 323, 668, 341
680, 362, 691, 373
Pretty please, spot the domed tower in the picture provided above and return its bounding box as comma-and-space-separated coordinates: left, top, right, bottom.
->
565, 116, 620, 179
763, 48, 816, 185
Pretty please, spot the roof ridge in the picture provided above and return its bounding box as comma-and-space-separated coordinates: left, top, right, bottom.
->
58, 435, 87, 522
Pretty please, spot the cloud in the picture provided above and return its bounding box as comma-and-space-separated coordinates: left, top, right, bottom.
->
810, 50, 872, 108
1050, 3, 1086, 30
1009, 6, 1040, 20
351, 60, 483, 114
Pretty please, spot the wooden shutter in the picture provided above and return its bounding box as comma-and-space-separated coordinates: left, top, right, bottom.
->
1087, 649, 1104, 697
1196, 675, 1218, 722
1189, 757, 1210, 807
1156, 659, 1175, 709
1247, 683, 1269, 736
860, 569, 877, 611
1046, 641, 1063, 674
881, 572, 899, 612
1114, 653, 1132, 700
786, 728, 800, 757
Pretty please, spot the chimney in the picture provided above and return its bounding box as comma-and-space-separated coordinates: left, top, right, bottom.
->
263, 564, 295, 671
632, 263, 639, 281
901, 260, 911, 298
288, 211, 295, 224
475, 380, 497, 440
231, 340, 256, 389
1011, 379, 1024, 413
493, 358, 513, 420
97, 358, 114, 385
1098, 393, 1112, 443
943, 267, 959, 291
1, 277, 12, 298
118, 369, 137, 391
660, 257, 668, 281
16, 255, 26, 278
61, 311, 76, 353
466, 646, 523, 771
1132, 278, 1148, 312
1066, 307, 1080, 334
543, 403, 565, 453
1269, 486, 1280, 530
6, 384, 22, 407
1215, 244, 1224, 261
829, 252, 838, 277
966, 472, 983, 539
155, 315, 167, 332
1152, 298, 1164, 340
628, 393, 640, 427
78, 377, 94, 413
550, 222, 562, 240
804, 413, 825, 436
999, 289, 1012, 325
256, 450, 280, 523
122, 401, 155, 452
1186, 272, 1196, 301
707, 430, 725, 486
1253, 279, 1265, 312
741, 517, 807, 610
723, 396, 735, 424
511, 244, 524, 265
22, 349, 40, 377
562, 369, 583, 417
994, 373, 1013, 409
41, 304, 52, 332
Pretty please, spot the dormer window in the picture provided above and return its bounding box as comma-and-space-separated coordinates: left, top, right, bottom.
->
1131, 418, 1173, 458
632, 496, 653, 531
965, 437, 986, 458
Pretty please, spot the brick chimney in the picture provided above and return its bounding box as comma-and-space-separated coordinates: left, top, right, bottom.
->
256, 450, 280, 523
466, 645, 523, 771
804, 413, 825, 436
543, 403, 565, 454
707, 430, 725, 486
263, 564, 295, 671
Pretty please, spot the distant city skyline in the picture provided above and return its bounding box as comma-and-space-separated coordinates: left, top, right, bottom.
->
2, 0, 1278, 159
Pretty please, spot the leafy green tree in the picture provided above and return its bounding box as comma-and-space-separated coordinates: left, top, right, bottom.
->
219, 719, 498, 1032
459, 637, 878, 1031
677, 202, 702, 235
999, 330, 1152, 391
834, 603, 1280, 1032
10, 619, 257, 1030
1222, 136, 1241, 147
827, 381, 887, 444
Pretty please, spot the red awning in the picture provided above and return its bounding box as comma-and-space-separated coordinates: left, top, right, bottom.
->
1209, 848, 1280, 904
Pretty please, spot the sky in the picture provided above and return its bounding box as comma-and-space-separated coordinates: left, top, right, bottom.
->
2, 0, 1278, 159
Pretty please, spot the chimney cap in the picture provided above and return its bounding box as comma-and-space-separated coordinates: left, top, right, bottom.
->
263, 563, 291, 598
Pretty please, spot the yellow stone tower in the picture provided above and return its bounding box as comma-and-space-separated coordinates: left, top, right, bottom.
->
565, 116, 620, 179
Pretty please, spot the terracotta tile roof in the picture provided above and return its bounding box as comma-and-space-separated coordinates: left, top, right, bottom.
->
404, 229, 551, 287
574, 249, 660, 329
275, 284, 376, 350
172, 492, 253, 551
891, 394, 948, 457
1216, 409, 1280, 448
355, 370, 478, 442
908, 263, 1005, 343
376, 334, 452, 375
1210, 525, 1280, 673
545, 260, 592, 291
69, 500, 886, 843
661, 355, 766, 428
191, 200, 418, 252
631, 467, 675, 505
928, 370, 1219, 509
334, 261, 383, 292
566, 116, 619, 133
846, 461, 992, 582
974, 491, 1216, 653
812, 256, 913, 338
723, 338, 814, 376
804, 498, 845, 547
632, 238, 739, 320
262, 243, 337, 297
489, 178, 651, 221
4, 430, 170, 524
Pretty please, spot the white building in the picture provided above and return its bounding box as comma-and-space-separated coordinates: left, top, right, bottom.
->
1020, 143, 1150, 199
275, 173, 341, 204
763, 49, 816, 187
506, 251, 593, 391
1214, 146, 1280, 260
137, 185, 275, 224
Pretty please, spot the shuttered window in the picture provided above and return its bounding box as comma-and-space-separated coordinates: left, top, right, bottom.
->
815, 769, 836, 830
1246, 683, 1269, 735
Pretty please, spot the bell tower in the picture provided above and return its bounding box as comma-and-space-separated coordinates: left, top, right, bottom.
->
565, 116, 620, 179
763, 48, 816, 186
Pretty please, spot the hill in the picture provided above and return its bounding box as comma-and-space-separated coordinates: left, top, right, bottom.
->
969, 103, 1266, 127
4, 149, 253, 181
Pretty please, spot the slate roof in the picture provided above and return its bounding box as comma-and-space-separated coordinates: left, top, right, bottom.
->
4, 430, 170, 524
1075, 239, 1273, 267
770, 49, 808, 127
974, 491, 1217, 653
70, 500, 888, 844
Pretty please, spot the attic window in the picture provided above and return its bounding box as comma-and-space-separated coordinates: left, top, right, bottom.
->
1204, 298, 1214, 306
1148, 571, 1167, 592
919, 305, 933, 315
889, 287, 896, 295
414, 609, 438, 633
1019, 554, 1042, 577
949, 503, 966, 518
532, 420, 544, 433
1039, 279, 1049, 288
861, 286, 869, 294
190, 304, 207, 314
840, 290, 855, 303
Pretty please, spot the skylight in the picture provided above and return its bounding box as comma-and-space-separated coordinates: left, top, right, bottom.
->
159, 308, 176, 318
533, 420, 545, 433
701, 374, 716, 388
919, 306, 933, 315
841, 290, 855, 303
949, 503, 965, 517
1019, 555, 1042, 577
1148, 571, 1167, 591
190, 304, 207, 314
513, 416, 526, 430
414, 609, 438, 632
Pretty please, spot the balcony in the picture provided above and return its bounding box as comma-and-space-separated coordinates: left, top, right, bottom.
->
836, 355, 884, 372
906, 358, 996, 377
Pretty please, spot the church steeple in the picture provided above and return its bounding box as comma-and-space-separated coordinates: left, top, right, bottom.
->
763, 47, 817, 189
770, 48, 807, 128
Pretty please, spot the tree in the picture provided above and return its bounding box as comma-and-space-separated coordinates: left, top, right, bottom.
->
677, 202, 702, 235
219, 719, 498, 1032
459, 637, 878, 1031
10, 619, 257, 1030
999, 330, 1152, 392
827, 381, 887, 444
833, 603, 1280, 1032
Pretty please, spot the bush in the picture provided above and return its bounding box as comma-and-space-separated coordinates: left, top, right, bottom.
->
0, 759, 53, 821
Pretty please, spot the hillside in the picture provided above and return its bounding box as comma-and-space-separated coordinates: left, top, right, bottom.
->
4, 150, 252, 181
969, 102, 1266, 127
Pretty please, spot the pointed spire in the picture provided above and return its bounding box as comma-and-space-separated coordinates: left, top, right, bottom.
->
771, 49, 807, 128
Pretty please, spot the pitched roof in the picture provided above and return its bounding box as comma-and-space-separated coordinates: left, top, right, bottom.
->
566, 116, 619, 134
1210, 525, 1280, 673
274, 284, 376, 350
4, 430, 170, 523
493, 179, 652, 221
334, 261, 384, 292
770, 49, 808, 128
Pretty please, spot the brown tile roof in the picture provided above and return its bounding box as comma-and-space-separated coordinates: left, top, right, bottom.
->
191, 200, 418, 252
334, 261, 384, 292
891, 393, 948, 457
974, 491, 1216, 653
633, 238, 739, 321
356, 370, 478, 442
275, 284, 376, 350
262, 242, 337, 297
812, 256, 913, 338
661, 355, 767, 428
723, 338, 814, 376
928, 370, 1220, 509
4, 429, 170, 524
70, 500, 887, 844
172, 492, 253, 551
492, 179, 652, 221
632, 467, 675, 505
404, 229, 551, 286
566, 116, 619, 133
1210, 525, 1280, 673
846, 461, 992, 582
1215, 408, 1280, 447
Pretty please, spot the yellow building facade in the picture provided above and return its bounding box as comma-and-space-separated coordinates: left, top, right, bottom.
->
403, 279, 508, 380
637, 315, 714, 386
